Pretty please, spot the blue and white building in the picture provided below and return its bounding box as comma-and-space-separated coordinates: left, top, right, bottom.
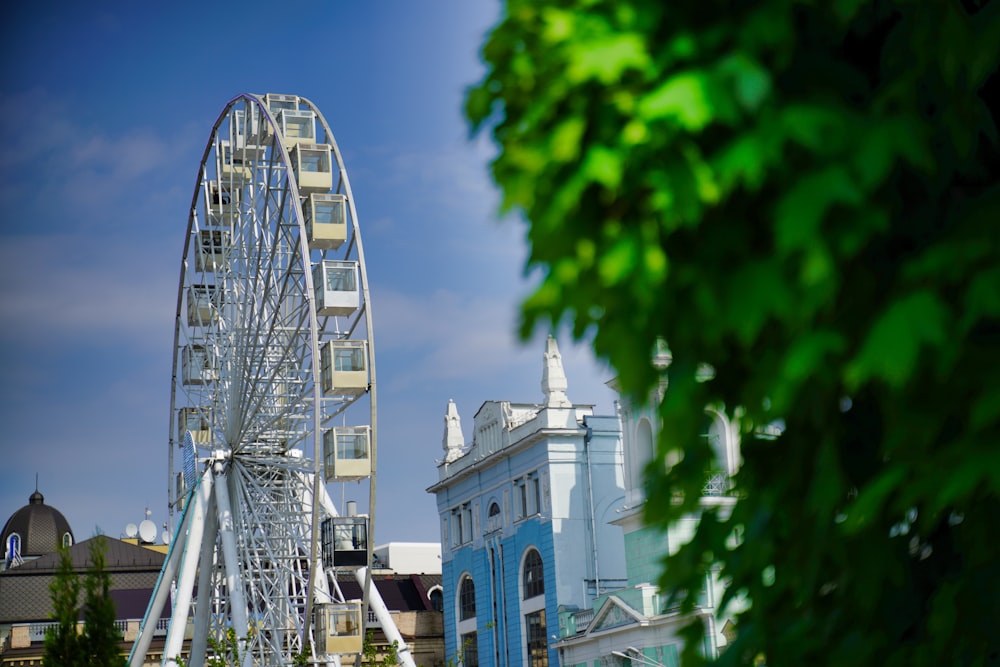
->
428, 337, 627, 667
553, 351, 742, 667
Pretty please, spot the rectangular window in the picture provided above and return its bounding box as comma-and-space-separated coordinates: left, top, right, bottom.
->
527, 474, 539, 516
514, 478, 527, 520
334, 346, 364, 372
462, 503, 473, 544
525, 609, 548, 667
452, 503, 473, 546
461, 631, 479, 667
325, 264, 357, 292
451, 510, 461, 548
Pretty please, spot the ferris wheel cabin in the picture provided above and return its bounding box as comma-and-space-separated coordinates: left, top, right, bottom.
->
324, 426, 372, 481
320, 340, 369, 395
216, 140, 251, 185
181, 344, 216, 385
315, 260, 359, 316
306, 193, 348, 250
291, 144, 334, 194
187, 284, 218, 326
315, 601, 364, 659
194, 229, 227, 273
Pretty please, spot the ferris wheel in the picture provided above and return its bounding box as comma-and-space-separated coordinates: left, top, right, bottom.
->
129, 94, 414, 667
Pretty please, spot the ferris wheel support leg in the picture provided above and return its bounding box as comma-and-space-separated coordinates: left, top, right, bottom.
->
164, 468, 214, 667
213, 466, 252, 663
188, 500, 219, 667
355, 567, 417, 667
129, 493, 196, 667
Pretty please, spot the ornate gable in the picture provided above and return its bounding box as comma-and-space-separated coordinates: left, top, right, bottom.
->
586, 595, 647, 634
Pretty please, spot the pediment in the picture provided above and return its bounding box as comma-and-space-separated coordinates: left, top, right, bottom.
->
586, 595, 647, 635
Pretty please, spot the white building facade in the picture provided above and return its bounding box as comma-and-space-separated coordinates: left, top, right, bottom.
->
554, 362, 741, 667
428, 338, 627, 667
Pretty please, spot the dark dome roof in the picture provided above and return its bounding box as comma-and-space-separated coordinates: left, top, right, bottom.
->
2, 489, 74, 557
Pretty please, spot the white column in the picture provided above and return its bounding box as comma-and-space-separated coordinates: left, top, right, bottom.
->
187, 499, 219, 667
164, 467, 214, 667
355, 567, 417, 667
214, 465, 251, 662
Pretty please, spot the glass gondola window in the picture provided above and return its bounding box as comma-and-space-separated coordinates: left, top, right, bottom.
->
300, 147, 330, 173
315, 195, 345, 225
281, 110, 316, 142
334, 345, 364, 372
338, 431, 367, 461
326, 264, 357, 292
265, 93, 298, 114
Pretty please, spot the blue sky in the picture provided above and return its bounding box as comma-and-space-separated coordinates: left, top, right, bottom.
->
0, 2, 618, 546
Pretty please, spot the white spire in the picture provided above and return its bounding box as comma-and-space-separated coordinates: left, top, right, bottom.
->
442, 399, 465, 462
541, 335, 572, 408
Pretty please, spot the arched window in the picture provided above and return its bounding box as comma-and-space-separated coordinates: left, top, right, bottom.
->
522, 548, 544, 599
520, 548, 548, 666
459, 576, 476, 621
62, 532, 73, 548
6, 533, 20, 560
702, 412, 731, 496
486, 501, 502, 533
456, 575, 478, 667
429, 586, 443, 612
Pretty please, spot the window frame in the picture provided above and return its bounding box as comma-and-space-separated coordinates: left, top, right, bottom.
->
522, 548, 545, 600
458, 575, 477, 622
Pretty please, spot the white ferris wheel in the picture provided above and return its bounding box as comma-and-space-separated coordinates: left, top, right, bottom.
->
129, 93, 415, 667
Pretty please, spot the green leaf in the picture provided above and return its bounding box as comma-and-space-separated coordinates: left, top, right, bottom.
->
775, 165, 862, 254
638, 71, 713, 130
842, 466, 906, 534
599, 237, 638, 286
846, 290, 949, 389
566, 32, 650, 84
550, 117, 586, 162
718, 52, 772, 112
582, 145, 624, 189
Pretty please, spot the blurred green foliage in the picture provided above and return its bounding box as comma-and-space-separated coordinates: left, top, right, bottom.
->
467, 0, 1000, 664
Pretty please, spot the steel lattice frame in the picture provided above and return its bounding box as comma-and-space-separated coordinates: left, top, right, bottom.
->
147, 93, 378, 666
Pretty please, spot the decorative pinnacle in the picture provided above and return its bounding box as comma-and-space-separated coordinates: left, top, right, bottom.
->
443, 399, 465, 462
542, 335, 572, 408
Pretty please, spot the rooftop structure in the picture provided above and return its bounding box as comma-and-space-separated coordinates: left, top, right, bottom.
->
428, 336, 626, 667
2, 486, 74, 570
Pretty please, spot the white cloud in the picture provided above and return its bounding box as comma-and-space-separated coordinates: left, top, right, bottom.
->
0, 233, 176, 347
0, 88, 202, 236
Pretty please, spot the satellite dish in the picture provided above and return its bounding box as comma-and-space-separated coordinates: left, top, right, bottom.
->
139, 520, 157, 544
161, 530, 171, 545
125, 523, 138, 539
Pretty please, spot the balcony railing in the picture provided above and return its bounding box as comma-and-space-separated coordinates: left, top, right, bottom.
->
22, 618, 170, 643
573, 608, 594, 632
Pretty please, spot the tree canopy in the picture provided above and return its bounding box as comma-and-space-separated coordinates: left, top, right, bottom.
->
467, 0, 1000, 664
44, 537, 126, 667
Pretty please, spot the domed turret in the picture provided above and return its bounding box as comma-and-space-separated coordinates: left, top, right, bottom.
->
2, 486, 74, 567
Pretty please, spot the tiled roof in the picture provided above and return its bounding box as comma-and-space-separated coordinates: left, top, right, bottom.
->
4, 536, 165, 574
0, 536, 166, 623
336, 573, 442, 612
1, 490, 74, 557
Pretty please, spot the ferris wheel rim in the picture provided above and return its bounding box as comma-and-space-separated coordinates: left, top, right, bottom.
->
160, 92, 379, 665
